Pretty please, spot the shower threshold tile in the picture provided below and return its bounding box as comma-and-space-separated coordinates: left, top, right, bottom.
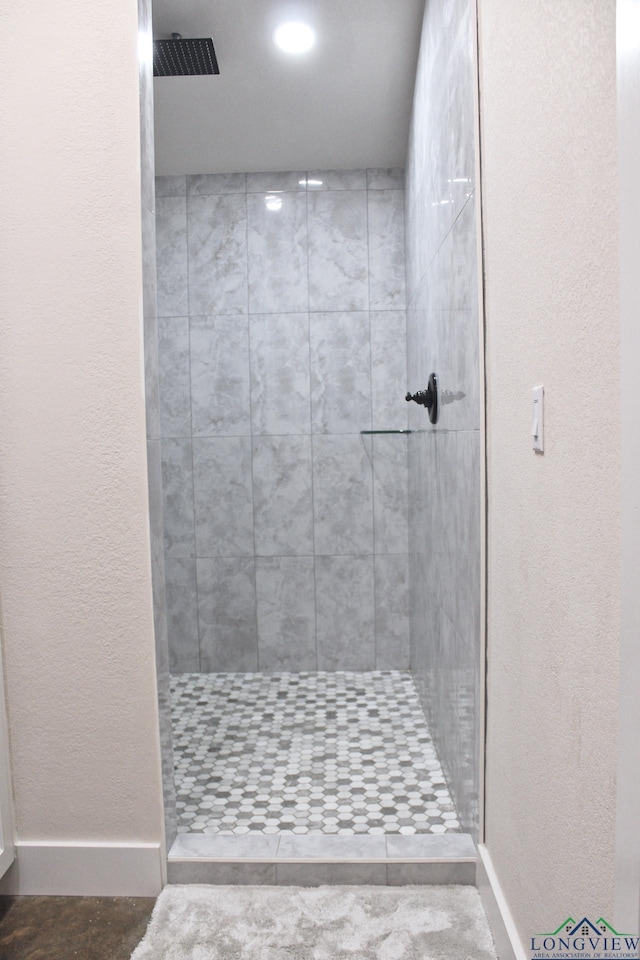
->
277, 834, 387, 860
169, 834, 280, 860
170, 671, 461, 836
169, 831, 476, 864
384, 834, 476, 859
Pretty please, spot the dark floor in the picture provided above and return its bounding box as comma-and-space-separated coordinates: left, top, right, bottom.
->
0, 896, 155, 960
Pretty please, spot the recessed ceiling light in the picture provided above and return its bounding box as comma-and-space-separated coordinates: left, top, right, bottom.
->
273, 21, 316, 55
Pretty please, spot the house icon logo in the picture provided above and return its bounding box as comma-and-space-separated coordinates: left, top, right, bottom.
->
531, 917, 640, 959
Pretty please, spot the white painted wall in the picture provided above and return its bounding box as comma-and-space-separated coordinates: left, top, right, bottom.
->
614, 0, 640, 934
0, 0, 164, 892
478, 0, 620, 940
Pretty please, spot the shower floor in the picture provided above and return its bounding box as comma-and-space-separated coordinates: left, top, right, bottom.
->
170, 671, 461, 836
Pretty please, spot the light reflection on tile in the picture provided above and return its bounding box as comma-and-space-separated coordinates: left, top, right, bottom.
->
247, 192, 308, 314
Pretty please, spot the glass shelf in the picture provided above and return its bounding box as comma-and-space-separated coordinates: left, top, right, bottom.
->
359, 429, 413, 435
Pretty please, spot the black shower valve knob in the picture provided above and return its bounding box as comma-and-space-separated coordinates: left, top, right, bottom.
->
405, 372, 439, 424
405, 389, 431, 408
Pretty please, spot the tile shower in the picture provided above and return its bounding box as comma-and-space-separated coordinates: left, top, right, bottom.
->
150, 0, 481, 852
406, 0, 481, 837
156, 169, 410, 675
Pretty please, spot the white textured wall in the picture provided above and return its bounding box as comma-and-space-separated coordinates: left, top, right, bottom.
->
479, 0, 620, 938
0, 0, 164, 846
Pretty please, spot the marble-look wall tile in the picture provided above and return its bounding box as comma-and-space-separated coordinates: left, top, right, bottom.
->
312, 435, 373, 555
252, 436, 313, 556
306, 170, 366, 190
190, 314, 251, 437
307, 191, 369, 311
315, 556, 375, 670
197, 558, 258, 671
276, 864, 387, 886
406, 0, 481, 837
310, 311, 371, 433
368, 190, 406, 310
375, 554, 410, 669
156, 197, 188, 317
247, 192, 308, 313
160, 439, 195, 558
154, 168, 410, 674
370, 310, 408, 430
256, 557, 316, 670
193, 437, 253, 557
246, 171, 305, 192
367, 168, 405, 189
168, 862, 276, 885
156, 175, 186, 197
449, 196, 480, 432
146, 440, 167, 624
158, 316, 191, 438
188, 194, 248, 315
146, 435, 177, 836
142, 204, 159, 320
448, 0, 475, 215
455, 430, 481, 672
187, 173, 247, 195
165, 558, 200, 672
386, 862, 475, 886
249, 313, 311, 435
372, 435, 409, 555
143, 308, 161, 443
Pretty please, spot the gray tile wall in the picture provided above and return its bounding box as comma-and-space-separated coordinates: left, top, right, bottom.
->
155, 170, 410, 673
138, 0, 177, 847
405, 0, 481, 838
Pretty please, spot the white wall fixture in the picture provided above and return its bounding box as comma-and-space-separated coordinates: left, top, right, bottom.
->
532, 385, 544, 453
272, 22, 316, 55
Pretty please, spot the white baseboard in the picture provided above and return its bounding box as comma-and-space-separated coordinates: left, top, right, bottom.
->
0, 840, 163, 896
476, 844, 527, 960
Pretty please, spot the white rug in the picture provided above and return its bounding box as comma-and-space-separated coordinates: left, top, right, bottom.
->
131, 884, 496, 960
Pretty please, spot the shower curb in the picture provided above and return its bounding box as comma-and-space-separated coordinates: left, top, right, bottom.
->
167, 833, 476, 885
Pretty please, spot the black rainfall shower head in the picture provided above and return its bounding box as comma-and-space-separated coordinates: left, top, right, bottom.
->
153, 34, 220, 77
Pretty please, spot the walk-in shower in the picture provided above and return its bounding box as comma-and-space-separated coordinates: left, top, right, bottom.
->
144, 0, 483, 882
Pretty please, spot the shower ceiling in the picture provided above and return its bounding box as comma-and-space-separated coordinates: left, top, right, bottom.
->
152, 0, 424, 175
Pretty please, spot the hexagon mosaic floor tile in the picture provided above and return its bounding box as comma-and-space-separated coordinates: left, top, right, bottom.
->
170, 671, 461, 836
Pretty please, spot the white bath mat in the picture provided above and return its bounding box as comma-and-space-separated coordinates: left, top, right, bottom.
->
131, 883, 496, 960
